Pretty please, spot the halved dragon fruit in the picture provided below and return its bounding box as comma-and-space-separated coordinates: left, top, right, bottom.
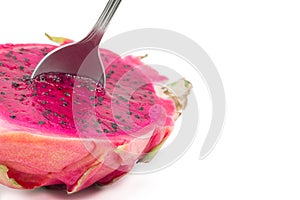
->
0, 35, 192, 194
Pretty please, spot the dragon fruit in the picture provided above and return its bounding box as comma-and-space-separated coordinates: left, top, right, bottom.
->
0, 35, 192, 194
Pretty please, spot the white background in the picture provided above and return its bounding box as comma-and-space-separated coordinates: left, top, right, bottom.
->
1, 0, 300, 199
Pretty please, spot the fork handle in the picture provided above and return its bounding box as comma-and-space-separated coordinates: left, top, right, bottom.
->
83, 0, 122, 45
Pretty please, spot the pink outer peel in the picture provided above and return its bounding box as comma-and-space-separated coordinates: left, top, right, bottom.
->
0, 126, 172, 193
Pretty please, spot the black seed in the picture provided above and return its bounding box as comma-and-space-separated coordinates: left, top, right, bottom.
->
64, 92, 71, 97
104, 129, 109, 133
110, 70, 115, 74
127, 111, 132, 115
0, 62, 2, 66
5, 52, 12, 58
111, 123, 118, 129
124, 65, 130, 68
97, 119, 102, 124
26, 80, 32, 85
5, 78, 9, 81
46, 109, 51, 114
0, 72, 5, 76
22, 94, 26, 97
60, 98, 65, 101
96, 130, 102, 133
12, 82, 20, 88
106, 74, 111, 79
119, 96, 127, 102
19, 97, 25, 102
90, 96, 96, 100
32, 92, 37, 96
61, 114, 65, 118
23, 75, 31, 80
53, 76, 61, 82
135, 115, 140, 119
12, 55, 17, 60
42, 111, 48, 117
10, 115, 16, 119
1, 92, 5, 95
60, 121, 67, 125
62, 102, 68, 107
39, 76, 46, 82
70, 82, 74, 87
87, 85, 94, 91
130, 96, 134, 100
139, 107, 144, 111
115, 100, 119, 105
121, 119, 126, 123
41, 100, 47, 105
41, 47, 48, 52
54, 113, 59, 117
143, 94, 147, 98
38, 121, 45, 125
98, 97, 104, 103
115, 115, 121, 119
24, 58, 29, 62
112, 65, 117, 68
19, 66, 25, 70
82, 124, 88, 129
20, 48, 24, 51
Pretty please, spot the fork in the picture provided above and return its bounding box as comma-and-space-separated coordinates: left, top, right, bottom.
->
31, 0, 122, 87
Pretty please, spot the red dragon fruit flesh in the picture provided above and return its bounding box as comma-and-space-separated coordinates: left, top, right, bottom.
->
0, 35, 192, 194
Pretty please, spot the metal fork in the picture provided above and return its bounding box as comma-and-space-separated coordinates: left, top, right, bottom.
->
31, 0, 122, 87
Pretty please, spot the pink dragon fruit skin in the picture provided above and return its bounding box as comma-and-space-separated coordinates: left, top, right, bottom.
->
0, 38, 192, 194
